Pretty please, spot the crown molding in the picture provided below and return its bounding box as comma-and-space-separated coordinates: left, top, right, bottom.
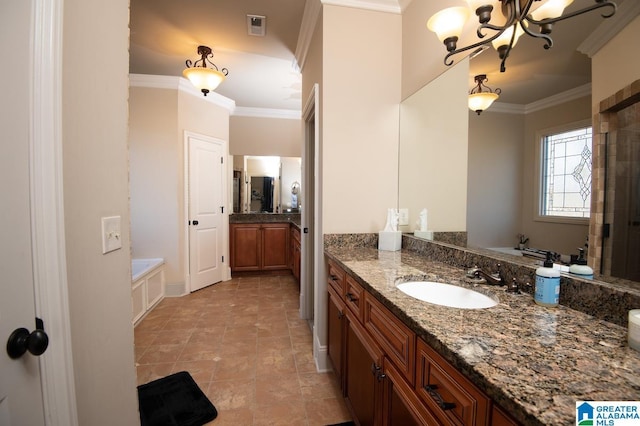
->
578, 0, 640, 58
489, 83, 592, 115
232, 107, 301, 120
321, 0, 402, 14
128, 74, 236, 112
524, 83, 591, 114
294, 0, 322, 71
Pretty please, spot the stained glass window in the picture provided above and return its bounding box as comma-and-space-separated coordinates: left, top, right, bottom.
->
541, 127, 592, 218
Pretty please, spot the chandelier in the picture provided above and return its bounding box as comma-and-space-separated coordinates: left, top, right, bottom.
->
183, 45, 229, 96
427, 0, 617, 72
469, 74, 501, 114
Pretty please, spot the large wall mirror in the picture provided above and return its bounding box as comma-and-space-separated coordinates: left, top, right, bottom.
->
399, 7, 639, 289
232, 155, 301, 214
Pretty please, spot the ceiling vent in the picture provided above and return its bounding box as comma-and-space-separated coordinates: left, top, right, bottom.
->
247, 15, 266, 37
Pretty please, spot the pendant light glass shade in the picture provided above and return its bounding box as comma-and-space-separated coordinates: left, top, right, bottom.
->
468, 92, 499, 113
427, 7, 470, 43
182, 67, 226, 94
531, 0, 574, 21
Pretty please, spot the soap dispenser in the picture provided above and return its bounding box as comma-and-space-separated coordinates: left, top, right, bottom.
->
534, 251, 561, 307
569, 248, 593, 279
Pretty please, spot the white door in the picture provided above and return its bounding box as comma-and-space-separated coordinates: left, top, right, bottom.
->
187, 134, 224, 292
0, 2, 46, 423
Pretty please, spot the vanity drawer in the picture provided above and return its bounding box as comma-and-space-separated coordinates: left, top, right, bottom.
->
416, 339, 489, 426
327, 260, 345, 296
344, 275, 365, 322
364, 293, 416, 385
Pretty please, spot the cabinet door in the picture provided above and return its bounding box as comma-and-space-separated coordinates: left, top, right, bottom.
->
230, 224, 261, 271
364, 293, 415, 385
261, 223, 289, 269
328, 287, 346, 390
382, 358, 442, 426
345, 310, 383, 426
293, 242, 301, 281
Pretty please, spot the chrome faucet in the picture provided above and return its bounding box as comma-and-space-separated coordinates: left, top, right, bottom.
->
466, 264, 505, 286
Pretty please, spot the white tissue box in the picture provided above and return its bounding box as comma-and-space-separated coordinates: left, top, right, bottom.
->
378, 231, 402, 251
414, 230, 434, 240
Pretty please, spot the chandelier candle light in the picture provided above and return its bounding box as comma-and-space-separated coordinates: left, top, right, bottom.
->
183, 45, 229, 96
427, 0, 617, 72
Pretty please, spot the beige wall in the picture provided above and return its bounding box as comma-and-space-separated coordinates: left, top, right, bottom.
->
592, 15, 640, 108
129, 87, 181, 284
467, 110, 524, 248
230, 115, 302, 157
521, 96, 591, 254
62, 0, 139, 423
322, 5, 402, 233
129, 87, 231, 289
401, 1, 461, 101
398, 59, 469, 233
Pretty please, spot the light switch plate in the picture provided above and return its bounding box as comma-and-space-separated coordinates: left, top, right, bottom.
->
101, 216, 122, 254
398, 208, 409, 226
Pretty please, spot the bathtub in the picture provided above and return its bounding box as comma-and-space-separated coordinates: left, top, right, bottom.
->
131, 258, 165, 325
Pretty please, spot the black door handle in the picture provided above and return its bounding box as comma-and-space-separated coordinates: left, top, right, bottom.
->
7, 317, 49, 359
192, 220, 199, 225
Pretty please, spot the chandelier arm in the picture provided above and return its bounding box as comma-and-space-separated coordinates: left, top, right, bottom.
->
443, 33, 504, 66
519, 19, 554, 49
526, 1, 617, 26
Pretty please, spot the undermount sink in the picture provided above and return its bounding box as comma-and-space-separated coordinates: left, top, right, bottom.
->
396, 281, 498, 309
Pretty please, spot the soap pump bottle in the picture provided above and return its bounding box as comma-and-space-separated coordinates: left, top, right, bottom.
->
534, 251, 561, 307
569, 248, 593, 279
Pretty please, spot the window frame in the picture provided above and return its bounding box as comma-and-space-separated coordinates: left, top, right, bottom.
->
534, 119, 593, 225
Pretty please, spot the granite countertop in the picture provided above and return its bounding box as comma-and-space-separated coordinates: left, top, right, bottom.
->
325, 245, 640, 426
229, 213, 300, 227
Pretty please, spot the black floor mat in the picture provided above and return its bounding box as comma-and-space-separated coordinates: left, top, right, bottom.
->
137, 371, 218, 426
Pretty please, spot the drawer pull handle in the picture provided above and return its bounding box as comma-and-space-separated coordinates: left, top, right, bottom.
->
424, 385, 456, 411
338, 310, 344, 320
330, 275, 338, 281
371, 363, 381, 376
346, 293, 357, 302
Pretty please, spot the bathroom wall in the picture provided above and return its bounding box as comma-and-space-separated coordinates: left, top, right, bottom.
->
467, 110, 525, 249
129, 85, 231, 290
521, 95, 592, 255
401, 0, 464, 102
321, 5, 402, 233
592, 15, 640, 109
398, 59, 470, 233
230, 115, 302, 157
62, 0, 139, 423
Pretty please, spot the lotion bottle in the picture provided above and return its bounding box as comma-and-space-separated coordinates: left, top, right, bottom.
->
535, 252, 561, 307
569, 248, 593, 279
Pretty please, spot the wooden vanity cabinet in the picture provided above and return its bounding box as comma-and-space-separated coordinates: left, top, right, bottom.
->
291, 225, 301, 283
326, 259, 522, 426
230, 223, 289, 272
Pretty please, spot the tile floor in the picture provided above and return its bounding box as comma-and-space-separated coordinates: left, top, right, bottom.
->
134, 274, 352, 426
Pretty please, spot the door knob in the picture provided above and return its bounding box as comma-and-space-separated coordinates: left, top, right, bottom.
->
192, 220, 199, 225
6, 317, 49, 359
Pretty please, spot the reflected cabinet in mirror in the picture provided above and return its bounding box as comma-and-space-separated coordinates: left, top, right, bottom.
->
232, 155, 301, 214
399, 68, 640, 288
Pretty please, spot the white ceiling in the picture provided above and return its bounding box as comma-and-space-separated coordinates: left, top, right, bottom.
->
129, 0, 633, 112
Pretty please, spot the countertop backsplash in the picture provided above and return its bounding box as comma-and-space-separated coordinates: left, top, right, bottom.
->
324, 233, 640, 327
